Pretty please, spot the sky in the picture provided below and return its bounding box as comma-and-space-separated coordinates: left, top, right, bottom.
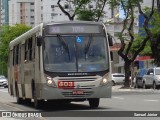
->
119, 5, 125, 18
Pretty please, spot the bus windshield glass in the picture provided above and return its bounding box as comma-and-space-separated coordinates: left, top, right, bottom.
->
43, 35, 109, 72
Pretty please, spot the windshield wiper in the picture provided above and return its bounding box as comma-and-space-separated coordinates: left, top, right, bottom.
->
57, 34, 70, 60
84, 35, 92, 60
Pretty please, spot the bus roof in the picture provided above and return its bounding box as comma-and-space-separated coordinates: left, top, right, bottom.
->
43, 21, 103, 27
9, 23, 43, 50
9, 21, 105, 50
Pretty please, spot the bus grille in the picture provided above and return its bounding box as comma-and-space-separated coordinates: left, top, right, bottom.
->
61, 91, 93, 98
56, 76, 101, 89
58, 77, 98, 82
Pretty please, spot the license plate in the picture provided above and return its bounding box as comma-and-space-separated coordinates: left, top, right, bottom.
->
58, 81, 74, 89
72, 90, 84, 95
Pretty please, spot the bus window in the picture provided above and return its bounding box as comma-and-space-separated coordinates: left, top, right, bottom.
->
43, 36, 76, 72
13, 45, 19, 65
25, 40, 28, 61
28, 38, 32, 61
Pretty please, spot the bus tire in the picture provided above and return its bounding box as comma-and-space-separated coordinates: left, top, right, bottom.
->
15, 83, 23, 104
33, 88, 43, 109
88, 98, 99, 108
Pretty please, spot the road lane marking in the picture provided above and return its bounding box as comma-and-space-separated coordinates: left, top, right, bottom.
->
112, 96, 124, 100
0, 89, 8, 92
0, 109, 9, 111
144, 99, 159, 102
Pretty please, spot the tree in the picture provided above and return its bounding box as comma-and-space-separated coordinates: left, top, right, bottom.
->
57, 0, 90, 20
130, 35, 152, 56
149, 9, 160, 65
57, 0, 107, 21
108, 0, 155, 87
0, 24, 31, 76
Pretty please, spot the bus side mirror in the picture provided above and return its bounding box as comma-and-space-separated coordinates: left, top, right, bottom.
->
37, 36, 42, 46
107, 33, 113, 46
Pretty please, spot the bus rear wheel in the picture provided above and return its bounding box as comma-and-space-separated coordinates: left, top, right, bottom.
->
88, 98, 99, 108
16, 85, 23, 104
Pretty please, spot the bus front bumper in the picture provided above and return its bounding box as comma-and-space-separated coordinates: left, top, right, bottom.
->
41, 82, 112, 100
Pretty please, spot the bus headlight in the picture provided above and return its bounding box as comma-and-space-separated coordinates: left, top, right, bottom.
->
100, 74, 109, 86
45, 75, 57, 87
100, 78, 108, 86
102, 78, 108, 84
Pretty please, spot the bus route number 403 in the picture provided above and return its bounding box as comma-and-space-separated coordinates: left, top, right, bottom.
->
58, 81, 75, 88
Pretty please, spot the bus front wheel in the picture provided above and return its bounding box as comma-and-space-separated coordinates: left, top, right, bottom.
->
88, 98, 99, 108
33, 90, 43, 109
34, 92, 43, 109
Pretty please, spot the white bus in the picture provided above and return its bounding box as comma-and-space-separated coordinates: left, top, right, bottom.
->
8, 21, 113, 109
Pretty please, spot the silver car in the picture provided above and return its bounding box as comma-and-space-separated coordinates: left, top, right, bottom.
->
112, 73, 125, 85
142, 67, 160, 89
0, 75, 8, 88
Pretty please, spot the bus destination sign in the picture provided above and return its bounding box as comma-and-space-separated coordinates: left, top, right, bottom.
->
47, 24, 102, 34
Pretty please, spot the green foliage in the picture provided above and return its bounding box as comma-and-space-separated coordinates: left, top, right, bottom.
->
76, 0, 91, 5
130, 34, 152, 55
150, 10, 160, 37
77, 10, 95, 21
76, 0, 106, 21
0, 24, 31, 76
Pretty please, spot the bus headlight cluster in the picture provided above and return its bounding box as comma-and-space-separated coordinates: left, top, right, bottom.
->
100, 74, 110, 86
102, 78, 108, 84
45, 75, 57, 87
100, 78, 108, 86
157, 76, 160, 80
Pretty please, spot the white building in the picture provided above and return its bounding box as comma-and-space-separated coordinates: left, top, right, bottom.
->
41, 0, 118, 24
9, 0, 35, 27
34, 0, 42, 26
9, 0, 118, 26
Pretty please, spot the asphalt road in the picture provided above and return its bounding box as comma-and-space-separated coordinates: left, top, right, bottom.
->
0, 86, 160, 120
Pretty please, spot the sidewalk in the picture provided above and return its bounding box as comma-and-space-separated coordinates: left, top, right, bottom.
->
112, 85, 160, 93
112, 85, 136, 92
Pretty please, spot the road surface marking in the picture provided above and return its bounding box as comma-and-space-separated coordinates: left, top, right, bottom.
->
113, 96, 124, 100
0, 89, 8, 92
144, 99, 159, 102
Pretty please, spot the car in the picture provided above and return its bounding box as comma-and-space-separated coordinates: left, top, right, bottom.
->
134, 68, 148, 88
111, 73, 125, 85
142, 67, 160, 89
0, 75, 8, 88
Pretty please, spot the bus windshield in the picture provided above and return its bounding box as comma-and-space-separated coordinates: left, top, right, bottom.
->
43, 35, 109, 72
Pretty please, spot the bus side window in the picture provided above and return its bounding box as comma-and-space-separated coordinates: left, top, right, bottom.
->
32, 36, 36, 61
25, 40, 28, 62
26, 37, 35, 62
13, 47, 15, 65
13, 45, 19, 65
28, 38, 32, 61
107, 33, 113, 46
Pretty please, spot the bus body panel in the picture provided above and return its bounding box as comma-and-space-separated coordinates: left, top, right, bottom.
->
41, 82, 112, 100
8, 21, 112, 107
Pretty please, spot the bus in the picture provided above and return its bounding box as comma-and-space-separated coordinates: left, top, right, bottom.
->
8, 21, 113, 109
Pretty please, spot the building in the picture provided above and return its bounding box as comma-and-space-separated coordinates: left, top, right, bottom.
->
8, 0, 118, 26
39, 0, 118, 24
34, 0, 42, 26
0, 0, 1, 25
9, 0, 35, 27
0, 0, 9, 25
